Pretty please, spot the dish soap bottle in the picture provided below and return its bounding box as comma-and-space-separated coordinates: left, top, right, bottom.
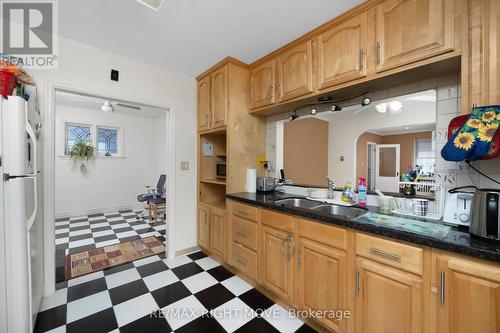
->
341, 181, 354, 203
358, 177, 367, 207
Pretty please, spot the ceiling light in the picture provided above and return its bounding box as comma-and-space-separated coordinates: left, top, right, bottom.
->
361, 96, 372, 106
289, 113, 299, 121
330, 104, 342, 112
101, 100, 114, 112
405, 126, 410, 130
389, 101, 403, 113
310, 108, 318, 115
137, 0, 165, 11
375, 103, 387, 113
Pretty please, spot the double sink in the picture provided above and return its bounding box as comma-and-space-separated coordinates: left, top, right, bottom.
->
274, 197, 367, 219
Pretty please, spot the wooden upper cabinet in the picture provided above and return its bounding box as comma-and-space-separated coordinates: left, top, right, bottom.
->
317, 12, 368, 89
197, 76, 211, 131
436, 254, 500, 333
375, 0, 454, 73
356, 258, 423, 333
276, 41, 313, 102
211, 66, 228, 129
250, 59, 276, 109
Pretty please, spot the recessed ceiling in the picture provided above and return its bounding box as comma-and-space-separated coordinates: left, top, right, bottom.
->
59, 0, 364, 76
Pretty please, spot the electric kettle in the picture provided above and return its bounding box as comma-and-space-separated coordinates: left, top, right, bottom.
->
470, 188, 500, 241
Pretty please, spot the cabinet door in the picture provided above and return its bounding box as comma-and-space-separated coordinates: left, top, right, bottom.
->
436, 255, 500, 333
297, 238, 346, 332
356, 258, 423, 333
211, 208, 226, 258
318, 12, 367, 89
260, 225, 294, 301
197, 76, 211, 131
211, 66, 228, 129
375, 0, 454, 73
277, 41, 313, 102
250, 59, 276, 109
197, 205, 210, 249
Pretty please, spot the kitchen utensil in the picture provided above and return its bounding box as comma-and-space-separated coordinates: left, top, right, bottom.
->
470, 188, 500, 241
375, 189, 385, 198
443, 186, 476, 226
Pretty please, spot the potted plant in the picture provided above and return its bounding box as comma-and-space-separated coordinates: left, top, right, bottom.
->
67, 139, 95, 175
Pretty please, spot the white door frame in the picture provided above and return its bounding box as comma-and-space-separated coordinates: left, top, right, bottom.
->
42, 81, 177, 296
366, 142, 377, 191
375, 144, 400, 193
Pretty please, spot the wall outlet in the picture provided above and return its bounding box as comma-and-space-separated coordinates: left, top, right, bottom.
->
180, 161, 189, 171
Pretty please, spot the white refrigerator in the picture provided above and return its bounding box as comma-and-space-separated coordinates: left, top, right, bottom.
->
0, 95, 43, 333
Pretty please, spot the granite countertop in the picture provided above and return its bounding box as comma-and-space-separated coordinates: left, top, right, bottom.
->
227, 192, 500, 263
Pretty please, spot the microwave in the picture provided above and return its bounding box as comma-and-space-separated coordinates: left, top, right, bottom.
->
216, 163, 226, 179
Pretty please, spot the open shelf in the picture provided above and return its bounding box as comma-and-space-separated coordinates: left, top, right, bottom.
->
200, 178, 226, 185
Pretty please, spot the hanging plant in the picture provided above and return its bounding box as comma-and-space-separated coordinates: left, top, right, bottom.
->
67, 139, 95, 175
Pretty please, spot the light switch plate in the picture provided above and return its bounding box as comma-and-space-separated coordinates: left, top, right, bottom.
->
180, 161, 189, 171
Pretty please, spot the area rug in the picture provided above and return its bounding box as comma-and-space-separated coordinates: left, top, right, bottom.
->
66, 237, 165, 279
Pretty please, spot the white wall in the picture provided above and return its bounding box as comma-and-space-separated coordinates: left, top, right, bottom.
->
29, 36, 197, 289
54, 105, 165, 217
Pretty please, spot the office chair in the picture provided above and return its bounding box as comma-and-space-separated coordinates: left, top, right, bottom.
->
137, 174, 166, 221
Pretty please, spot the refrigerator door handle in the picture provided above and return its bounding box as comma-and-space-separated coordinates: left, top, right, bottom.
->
25, 105, 38, 231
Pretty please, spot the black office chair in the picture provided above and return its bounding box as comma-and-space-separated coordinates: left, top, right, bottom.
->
137, 175, 166, 221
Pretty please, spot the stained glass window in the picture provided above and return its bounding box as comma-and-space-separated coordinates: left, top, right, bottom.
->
65, 124, 90, 154
97, 127, 118, 156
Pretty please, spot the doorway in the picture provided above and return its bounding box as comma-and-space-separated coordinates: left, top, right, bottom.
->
51, 88, 172, 286
375, 144, 401, 192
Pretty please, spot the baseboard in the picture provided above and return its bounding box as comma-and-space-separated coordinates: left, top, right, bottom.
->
175, 245, 200, 257
55, 203, 145, 219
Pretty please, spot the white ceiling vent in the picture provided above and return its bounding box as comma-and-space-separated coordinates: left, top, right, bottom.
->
137, 0, 165, 11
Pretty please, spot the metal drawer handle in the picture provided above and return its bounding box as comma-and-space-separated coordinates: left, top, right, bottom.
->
236, 231, 247, 238
355, 269, 360, 297
369, 247, 401, 261
440, 271, 445, 304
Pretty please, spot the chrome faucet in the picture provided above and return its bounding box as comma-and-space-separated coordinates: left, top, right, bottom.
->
327, 177, 336, 199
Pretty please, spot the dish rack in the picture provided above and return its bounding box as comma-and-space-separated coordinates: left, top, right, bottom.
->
391, 181, 444, 221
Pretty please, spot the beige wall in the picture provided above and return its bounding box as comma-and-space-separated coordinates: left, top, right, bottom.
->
284, 118, 329, 186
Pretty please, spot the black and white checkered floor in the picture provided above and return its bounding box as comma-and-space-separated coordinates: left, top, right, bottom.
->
55, 210, 167, 282
36, 251, 317, 333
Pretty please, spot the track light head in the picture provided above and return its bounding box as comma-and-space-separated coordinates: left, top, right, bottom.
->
289, 113, 300, 121
329, 104, 342, 112
361, 96, 372, 106
310, 108, 318, 115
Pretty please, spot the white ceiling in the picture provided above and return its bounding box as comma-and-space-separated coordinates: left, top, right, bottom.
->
56, 91, 166, 118
59, 0, 364, 76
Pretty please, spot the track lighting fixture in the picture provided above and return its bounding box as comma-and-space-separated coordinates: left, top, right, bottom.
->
289, 112, 300, 121
361, 96, 372, 106
310, 108, 318, 115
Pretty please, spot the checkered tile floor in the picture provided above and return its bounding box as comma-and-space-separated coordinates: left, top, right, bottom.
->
55, 210, 167, 283
36, 251, 317, 333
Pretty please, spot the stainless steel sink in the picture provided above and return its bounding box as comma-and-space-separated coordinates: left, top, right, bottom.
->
311, 204, 367, 218
274, 198, 320, 209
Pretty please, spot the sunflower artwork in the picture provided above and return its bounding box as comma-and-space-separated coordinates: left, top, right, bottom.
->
441, 106, 500, 162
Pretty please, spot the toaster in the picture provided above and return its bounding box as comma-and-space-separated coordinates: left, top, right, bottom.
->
256, 177, 276, 192
470, 188, 500, 241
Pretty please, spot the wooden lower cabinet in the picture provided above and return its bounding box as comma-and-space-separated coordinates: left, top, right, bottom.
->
297, 237, 347, 332
355, 258, 423, 333
260, 224, 294, 302
197, 205, 210, 249
197, 204, 226, 259
435, 253, 500, 333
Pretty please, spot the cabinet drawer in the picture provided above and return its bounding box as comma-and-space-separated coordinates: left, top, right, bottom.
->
261, 209, 295, 233
232, 216, 258, 251
232, 242, 257, 280
232, 202, 259, 222
356, 233, 423, 275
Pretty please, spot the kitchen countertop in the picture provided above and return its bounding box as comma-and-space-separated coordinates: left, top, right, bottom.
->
227, 192, 500, 263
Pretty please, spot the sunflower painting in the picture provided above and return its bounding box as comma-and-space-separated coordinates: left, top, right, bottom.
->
482, 111, 497, 123
479, 124, 499, 142
466, 118, 483, 128
454, 132, 475, 150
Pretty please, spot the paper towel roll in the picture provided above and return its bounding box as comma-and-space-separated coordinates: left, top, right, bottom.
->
246, 169, 257, 193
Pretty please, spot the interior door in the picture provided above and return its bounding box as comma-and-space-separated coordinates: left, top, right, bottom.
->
375, 144, 400, 192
